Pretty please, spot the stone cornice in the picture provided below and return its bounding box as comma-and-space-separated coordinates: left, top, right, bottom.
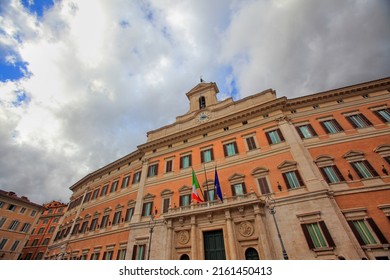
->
285, 77, 390, 109
69, 149, 144, 191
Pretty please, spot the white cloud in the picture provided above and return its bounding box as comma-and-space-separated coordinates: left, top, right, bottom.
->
0, 0, 389, 204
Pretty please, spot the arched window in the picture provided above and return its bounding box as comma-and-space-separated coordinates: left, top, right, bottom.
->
199, 96, 206, 109
245, 247, 259, 260
180, 254, 190, 260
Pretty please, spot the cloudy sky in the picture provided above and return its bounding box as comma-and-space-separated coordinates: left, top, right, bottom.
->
1, 0, 389, 204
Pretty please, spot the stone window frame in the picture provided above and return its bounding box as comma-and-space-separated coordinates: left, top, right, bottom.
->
251, 167, 271, 195
343, 150, 379, 180
161, 189, 173, 214
278, 160, 305, 190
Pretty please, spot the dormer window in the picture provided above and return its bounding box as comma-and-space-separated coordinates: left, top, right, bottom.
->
199, 96, 206, 109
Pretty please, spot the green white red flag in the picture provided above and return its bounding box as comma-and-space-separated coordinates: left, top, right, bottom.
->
191, 169, 203, 203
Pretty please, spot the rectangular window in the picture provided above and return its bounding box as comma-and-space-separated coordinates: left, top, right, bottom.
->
89, 218, 98, 231
83, 192, 92, 203
80, 221, 89, 233
0, 217, 7, 228
92, 188, 100, 200
374, 108, 390, 123
180, 155, 192, 169
179, 194, 191, 206
319, 165, 345, 183
30, 210, 37, 217
142, 202, 153, 217
20, 207, 26, 214
266, 129, 285, 144
0, 201, 3, 208
103, 251, 114, 260
296, 124, 317, 139
204, 189, 215, 201
110, 181, 119, 193
283, 170, 304, 189
223, 142, 238, 157
232, 183, 246, 196
348, 218, 388, 245
42, 238, 50, 245
301, 221, 335, 249
258, 177, 270, 194
346, 113, 372, 128
125, 207, 134, 222
8, 220, 20, 231
10, 240, 20, 251
320, 119, 343, 134
132, 171, 141, 184
100, 185, 108, 197
71, 224, 80, 235
147, 163, 159, 177
162, 198, 170, 213
90, 253, 100, 260
245, 136, 257, 150
116, 249, 127, 260
121, 175, 130, 189
0, 238, 8, 250
165, 159, 173, 173
7, 204, 16, 211
132, 245, 145, 260
31, 239, 39, 247
112, 211, 122, 225
350, 160, 378, 179
37, 227, 44, 234
201, 148, 214, 163
100, 215, 110, 228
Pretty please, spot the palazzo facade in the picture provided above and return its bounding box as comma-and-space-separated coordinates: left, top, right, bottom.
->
47, 77, 390, 260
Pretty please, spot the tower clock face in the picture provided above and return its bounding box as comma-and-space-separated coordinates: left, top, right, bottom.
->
197, 111, 210, 123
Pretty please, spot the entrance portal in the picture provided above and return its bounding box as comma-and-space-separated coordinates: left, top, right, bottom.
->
203, 230, 226, 260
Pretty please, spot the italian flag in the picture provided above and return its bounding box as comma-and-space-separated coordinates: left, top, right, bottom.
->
191, 169, 203, 203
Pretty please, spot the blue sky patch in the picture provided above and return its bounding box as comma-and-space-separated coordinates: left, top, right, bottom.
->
21, 0, 55, 17
0, 60, 29, 82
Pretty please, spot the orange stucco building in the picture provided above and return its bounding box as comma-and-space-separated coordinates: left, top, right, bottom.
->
0, 190, 44, 260
47, 77, 390, 260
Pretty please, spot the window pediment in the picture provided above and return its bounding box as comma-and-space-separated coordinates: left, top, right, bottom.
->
277, 160, 298, 172
127, 200, 136, 207
228, 173, 245, 184
374, 144, 390, 155
343, 150, 364, 161
143, 193, 155, 201
179, 185, 192, 193
161, 189, 174, 197
251, 167, 269, 177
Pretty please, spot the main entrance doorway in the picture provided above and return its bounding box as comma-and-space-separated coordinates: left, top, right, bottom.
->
203, 230, 226, 260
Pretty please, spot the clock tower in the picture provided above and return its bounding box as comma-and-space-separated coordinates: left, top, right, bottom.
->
185, 81, 219, 114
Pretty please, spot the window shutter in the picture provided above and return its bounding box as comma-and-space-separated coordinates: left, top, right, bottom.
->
200, 151, 204, 163
210, 148, 214, 161
319, 121, 329, 133
351, 162, 364, 179
363, 160, 378, 177
231, 185, 236, 196
319, 167, 331, 183
131, 245, 137, 260
333, 165, 345, 181
347, 221, 365, 245
179, 157, 183, 169
282, 173, 291, 189
265, 131, 272, 145
346, 116, 358, 128
308, 124, 317, 136
140, 244, 146, 260
223, 144, 228, 157
319, 221, 335, 247
277, 129, 285, 142
296, 126, 304, 139
188, 155, 192, 167
366, 218, 388, 244
242, 182, 247, 194
359, 114, 372, 126
233, 141, 239, 154
258, 178, 270, 194
301, 224, 315, 249
333, 119, 343, 132
295, 170, 304, 186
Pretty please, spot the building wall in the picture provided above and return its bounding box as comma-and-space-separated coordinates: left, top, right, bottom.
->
0, 191, 44, 260
47, 77, 390, 260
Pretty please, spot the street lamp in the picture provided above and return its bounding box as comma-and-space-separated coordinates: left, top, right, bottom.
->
147, 215, 156, 260
265, 195, 289, 260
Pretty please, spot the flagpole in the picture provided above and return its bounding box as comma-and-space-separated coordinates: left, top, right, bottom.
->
203, 164, 211, 201
192, 168, 205, 202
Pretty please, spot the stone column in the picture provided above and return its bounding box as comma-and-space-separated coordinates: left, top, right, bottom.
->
132, 159, 150, 222
225, 209, 237, 259
166, 220, 173, 260
254, 204, 275, 259
191, 215, 197, 260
